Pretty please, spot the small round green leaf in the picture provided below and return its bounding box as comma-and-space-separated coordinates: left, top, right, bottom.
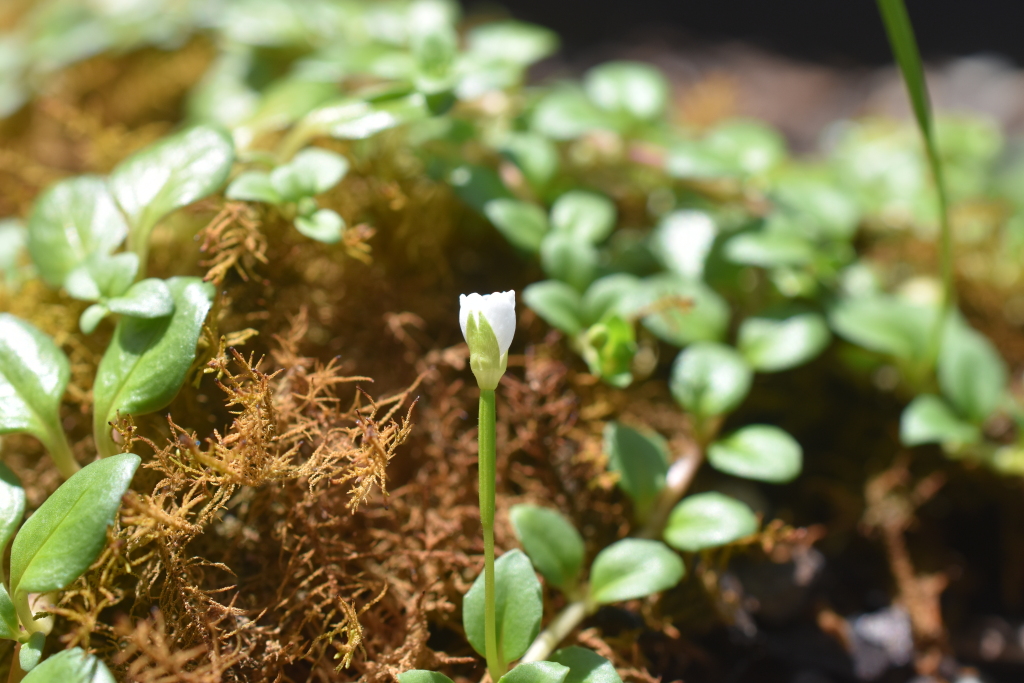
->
93, 277, 214, 457
707, 425, 803, 483
270, 147, 349, 201
109, 125, 235, 242
0, 314, 70, 449
550, 192, 616, 245
549, 647, 623, 683
399, 671, 456, 683
664, 492, 759, 552
531, 88, 611, 140
703, 120, 786, 176
10, 453, 140, 595
510, 504, 585, 592
63, 253, 139, 302
105, 278, 174, 319
27, 176, 129, 287
670, 343, 752, 418
603, 422, 669, 521
540, 233, 599, 292
737, 313, 831, 372
938, 315, 1007, 423
581, 274, 644, 325
20, 632, 45, 672
651, 210, 717, 280
588, 538, 684, 605
900, 394, 980, 447
627, 274, 730, 347
583, 61, 668, 122
226, 171, 281, 204
467, 21, 558, 66
295, 208, 345, 244
724, 230, 815, 268
485, 199, 549, 253
309, 95, 429, 141
499, 662, 570, 683
523, 280, 584, 337
829, 296, 934, 360
499, 132, 559, 189
21, 647, 115, 683
464, 549, 542, 669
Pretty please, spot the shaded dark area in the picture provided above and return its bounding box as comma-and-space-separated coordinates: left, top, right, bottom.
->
465, 0, 1024, 66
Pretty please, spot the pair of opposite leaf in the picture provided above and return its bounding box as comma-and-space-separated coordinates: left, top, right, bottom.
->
27, 125, 235, 334
458, 510, 683, 677
227, 147, 350, 243
0, 455, 138, 677
402, 646, 623, 683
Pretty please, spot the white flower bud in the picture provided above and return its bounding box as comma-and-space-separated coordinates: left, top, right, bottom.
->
460, 291, 516, 390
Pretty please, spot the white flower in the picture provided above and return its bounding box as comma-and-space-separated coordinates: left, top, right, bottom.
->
460, 290, 516, 390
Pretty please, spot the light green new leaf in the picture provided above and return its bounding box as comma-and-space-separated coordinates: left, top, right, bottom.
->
499, 662, 570, 683
27, 176, 129, 287
703, 120, 787, 176
829, 296, 934, 360
270, 148, 349, 202
738, 313, 831, 372
0, 314, 69, 449
540, 233, 599, 292
0, 584, 17, 640
550, 192, 616, 245
664, 492, 758, 552
109, 125, 234, 248
938, 316, 1007, 423
466, 21, 558, 66
464, 549, 542, 669
93, 277, 214, 456
295, 209, 345, 244
20, 632, 45, 672
580, 315, 636, 388
588, 538, 684, 605
226, 171, 281, 204
523, 280, 584, 337
485, 199, 549, 253
669, 343, 752, 418
105, 278, 174, 318
21, 647, 115, 683
603, 422, 669, 522
398, 672, 456, 683
900, 394, 980, 447
583, 61, 668, 122
10, 453, 140, 595
707, 425, 802, 483
510, 504, 585, 592
549, 647, 622, 683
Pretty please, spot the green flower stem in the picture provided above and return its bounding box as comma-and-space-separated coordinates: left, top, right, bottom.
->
41, 428, 80, 480
478, 388, 502, 682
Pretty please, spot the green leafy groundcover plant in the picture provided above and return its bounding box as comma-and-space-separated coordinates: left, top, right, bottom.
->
0, 0, 1023, 679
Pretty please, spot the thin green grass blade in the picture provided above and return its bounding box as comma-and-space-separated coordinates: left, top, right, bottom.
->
876, 0, 953, 367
